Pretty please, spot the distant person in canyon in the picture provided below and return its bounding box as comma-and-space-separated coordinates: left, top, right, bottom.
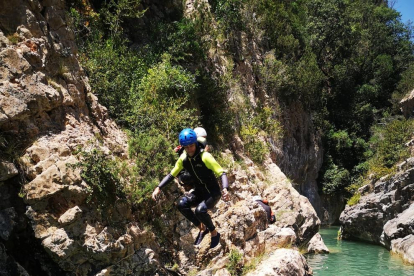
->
252, 196, 276, 224
174, 126, 210, 155
152, 128, 229, 248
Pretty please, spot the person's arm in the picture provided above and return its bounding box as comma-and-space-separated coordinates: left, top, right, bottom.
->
202, 152, 230, 201
152, 157, 184, 201
220, 172, 228, 189
201, 152, 224, 176
221, 172, 230, 201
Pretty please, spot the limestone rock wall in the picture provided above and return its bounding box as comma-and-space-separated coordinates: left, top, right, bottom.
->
0, 0, 162, 275
400, 89, 414, 118
0, 0, 326, 275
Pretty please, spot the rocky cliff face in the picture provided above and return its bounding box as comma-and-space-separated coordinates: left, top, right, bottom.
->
273, 102, 324, 221
340, 158, 414, 264
0, 0, 326, 275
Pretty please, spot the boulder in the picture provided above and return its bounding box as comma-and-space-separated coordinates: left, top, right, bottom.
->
391, 235, 414, 264
400, 89, 414, 118
340, 164, 414, 264
306, 233, 329, 254
244, 249, 312, 276
0, 162, 18, 181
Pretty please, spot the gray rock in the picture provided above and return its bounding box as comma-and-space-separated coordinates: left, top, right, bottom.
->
391, 235, 414, 264
0, 162, 18, 181
307, 233, 329, 254
244, 249, 312, 276
400, 88, 414, 118
0, 207, 17, 240
58, 206, 82, 226
0, 242, 30, 276
383, 203, 414, 246
340, 163, 414, 263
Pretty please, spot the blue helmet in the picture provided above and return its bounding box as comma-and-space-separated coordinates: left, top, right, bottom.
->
179, 128, 197, 146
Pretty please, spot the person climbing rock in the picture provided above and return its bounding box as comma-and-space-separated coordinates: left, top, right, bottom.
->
194, 126, 209, 151
252, 196, 276, 224
152, 128, 230, 248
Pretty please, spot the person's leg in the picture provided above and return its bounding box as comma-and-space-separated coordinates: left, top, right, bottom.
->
194, 192, 220, 230
194, 193, 222, 248
177, 194, 201, 228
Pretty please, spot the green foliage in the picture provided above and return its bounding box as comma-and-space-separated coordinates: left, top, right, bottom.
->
146, 19, 206, 64
187, 269, 199, 276
308, 0, 413, 196
127, 129, 177, 205
195, 72, 235, 146
71, 147, 125, 213
345, 118, 414, 200
212, 150, 235, 173
226, 249, 243, 276
366, 118, 414, 179
81, 38, 147, 125
99, 0, 145, 40
288, 49, 324, 106
252, 105, 283, 140
70, 0, 414, 211
6, 33, 20, 45
347, 193, 361, 206
398, 63, 414, 94
211, 0, 245, 33
240, 123, 269, 164
257, 51, 287, 93
255, 0, 307, 60
127, 54, 199, 136
237, 101, 282, 164
392, 62, 414, 112
320, 159, 350, 194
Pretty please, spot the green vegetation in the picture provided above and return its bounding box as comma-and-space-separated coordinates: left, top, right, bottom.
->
240, 123, 269, 164
68, 0, 414, 226
225, 249, 266, 275
362, 118, 414, 181
347, 193, 361, 206
70, 147, 125, 215
6, 33, 20, 45
226, 249, 244, 276
242, 253, 265, 274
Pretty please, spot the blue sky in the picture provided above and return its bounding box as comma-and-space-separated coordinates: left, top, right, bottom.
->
393, 0, 414, 24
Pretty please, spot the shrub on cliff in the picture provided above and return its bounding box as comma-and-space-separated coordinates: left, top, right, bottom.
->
367, 118, 414, 179
70, 147, 125, 217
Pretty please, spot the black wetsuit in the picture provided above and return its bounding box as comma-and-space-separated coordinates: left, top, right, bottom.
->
158, 145, 228, 232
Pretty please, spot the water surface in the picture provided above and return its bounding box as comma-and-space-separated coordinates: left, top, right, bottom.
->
305, 226, 414, 276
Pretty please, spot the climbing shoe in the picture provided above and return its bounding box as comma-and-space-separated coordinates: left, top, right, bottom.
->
194, 229, 210, 245
210, 232, 220, 248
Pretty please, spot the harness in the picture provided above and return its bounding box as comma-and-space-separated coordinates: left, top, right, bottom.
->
182, 147, 220, 193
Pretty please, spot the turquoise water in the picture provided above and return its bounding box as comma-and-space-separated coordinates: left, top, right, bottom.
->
305, 226, 414, 276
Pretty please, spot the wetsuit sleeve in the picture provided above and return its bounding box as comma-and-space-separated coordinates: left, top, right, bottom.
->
158, 174, 174, 189
221, 172, 229, 189
170, 155, 185, 177
201, 152, 225, 177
